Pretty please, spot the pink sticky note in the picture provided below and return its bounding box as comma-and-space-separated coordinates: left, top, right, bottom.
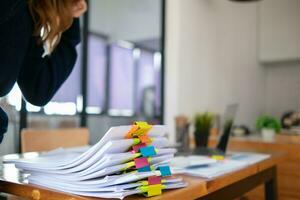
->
132, 143, 147, 153
134, 157, 149, 169
148, 176, 161, 185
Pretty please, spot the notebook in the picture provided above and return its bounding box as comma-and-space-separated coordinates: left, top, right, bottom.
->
5, 122, 187, 199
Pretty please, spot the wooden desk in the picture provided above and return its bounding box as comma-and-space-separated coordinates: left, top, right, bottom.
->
0, 152, 284, 200
209, 136, 300, 200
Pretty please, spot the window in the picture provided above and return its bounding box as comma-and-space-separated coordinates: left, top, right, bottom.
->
7, 34, 163, 120
135, 50, 162, 118
48, 45, 82, 115
154, 52, 162, 116
87, 34, 107, 114
136, 50, 156, 115
108, 44, 135, 116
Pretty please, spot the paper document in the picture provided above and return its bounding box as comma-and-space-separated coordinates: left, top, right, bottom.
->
6, 123, 186, 199
171, 152, 270, 179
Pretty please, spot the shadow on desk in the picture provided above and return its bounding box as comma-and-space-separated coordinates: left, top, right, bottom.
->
0, 194, 25, 200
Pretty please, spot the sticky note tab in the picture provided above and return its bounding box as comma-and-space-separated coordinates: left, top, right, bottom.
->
134, 157, 149, 169
125, 161, 135, 169
148, 176, 161, 185
133, 138, 141, 145
211, 155, 225, 161
138, 166, 152, 172
159, 166, 172, 177
126, 125, 139, 139
133, 122, 152, 136
132, 143, 147, 153
126, 122, 152, 139
139, 135, 152, 144
138, 180, 149, 186
147, 184, 163, 197
140, 146, 157, 157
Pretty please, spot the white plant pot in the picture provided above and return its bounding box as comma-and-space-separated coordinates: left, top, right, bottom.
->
261, 129, 275, 141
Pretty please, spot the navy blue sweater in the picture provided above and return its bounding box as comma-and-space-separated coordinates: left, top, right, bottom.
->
0, 0, 80, 143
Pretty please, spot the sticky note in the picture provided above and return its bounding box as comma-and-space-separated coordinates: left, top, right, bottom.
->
139, 135, 152, 144
159, 166, 172, 177
140, 146, 156, 157
138, 166, 152, 172
132, 143, 147, 153
138, 181, 149, 186
148, 176, 161, 185
133, 138, 141, 145
134, 157, 149, 169
125, 161, 135, 169
126, 125, 139, 139
126, 122, 152, 139
147, 184, 163, 197
211, 155, 225, 161
133, 121, 152, 136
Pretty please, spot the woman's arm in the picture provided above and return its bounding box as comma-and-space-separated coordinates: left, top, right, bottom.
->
17, 19, 81, 106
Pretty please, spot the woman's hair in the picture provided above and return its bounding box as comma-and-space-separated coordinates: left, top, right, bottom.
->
27, 0, 80, 53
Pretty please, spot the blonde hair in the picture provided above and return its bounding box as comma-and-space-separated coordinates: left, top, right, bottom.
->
27, 0, 80, 53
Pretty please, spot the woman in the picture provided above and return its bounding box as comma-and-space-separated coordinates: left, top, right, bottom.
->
0, 0, 87, 143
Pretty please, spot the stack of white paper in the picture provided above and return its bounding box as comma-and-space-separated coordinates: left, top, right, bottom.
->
6, 124, 187, 199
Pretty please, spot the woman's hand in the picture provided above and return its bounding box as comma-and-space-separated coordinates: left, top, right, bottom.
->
72, 0, 87, 18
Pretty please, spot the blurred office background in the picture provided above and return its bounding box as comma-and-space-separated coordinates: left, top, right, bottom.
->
0, 0, 164, 154
1, 0, 300, 158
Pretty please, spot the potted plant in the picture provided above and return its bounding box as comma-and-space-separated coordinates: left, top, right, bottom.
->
194, 112, 214, 147
256, 115, 281, 141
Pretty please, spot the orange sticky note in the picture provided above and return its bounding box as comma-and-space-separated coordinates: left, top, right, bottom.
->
125, 125, 139, 139
139, 135, 152, 144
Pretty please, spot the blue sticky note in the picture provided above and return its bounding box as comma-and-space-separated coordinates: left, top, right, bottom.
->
140, 146, 156, 157
138, 166, 151, 172
159, 166, 171, 177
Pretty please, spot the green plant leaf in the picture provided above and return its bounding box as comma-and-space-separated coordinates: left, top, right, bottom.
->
256, 115, 281, 133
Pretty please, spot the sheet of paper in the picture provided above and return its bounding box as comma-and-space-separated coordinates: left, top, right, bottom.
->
6, 125, 167, 167
172, 152, 270, 179
6, 124, 187, 199
228, 152, 271, 165
29, 178, 186, 199
13, 137, 169, 173
170, 155, 217, 168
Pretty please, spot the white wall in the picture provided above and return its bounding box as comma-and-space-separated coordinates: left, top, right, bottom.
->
265, 61, 300, 118
259, 0, 300, 62
165, 0, 266, 141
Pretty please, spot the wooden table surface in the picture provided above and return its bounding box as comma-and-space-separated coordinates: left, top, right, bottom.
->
0, 151, 285, 200
209, 136, 300, 200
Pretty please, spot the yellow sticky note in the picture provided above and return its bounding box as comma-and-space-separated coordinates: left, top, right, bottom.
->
211, 155, 225, 161
147, 184, 162, 197
125, 161, 135, 169
132, 122, 152, 137
138, 181, 149, 186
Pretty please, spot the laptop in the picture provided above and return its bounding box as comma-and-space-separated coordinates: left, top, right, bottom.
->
193, 104, 239, 156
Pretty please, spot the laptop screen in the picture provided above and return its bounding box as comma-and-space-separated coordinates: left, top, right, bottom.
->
216, 104, 239, 152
